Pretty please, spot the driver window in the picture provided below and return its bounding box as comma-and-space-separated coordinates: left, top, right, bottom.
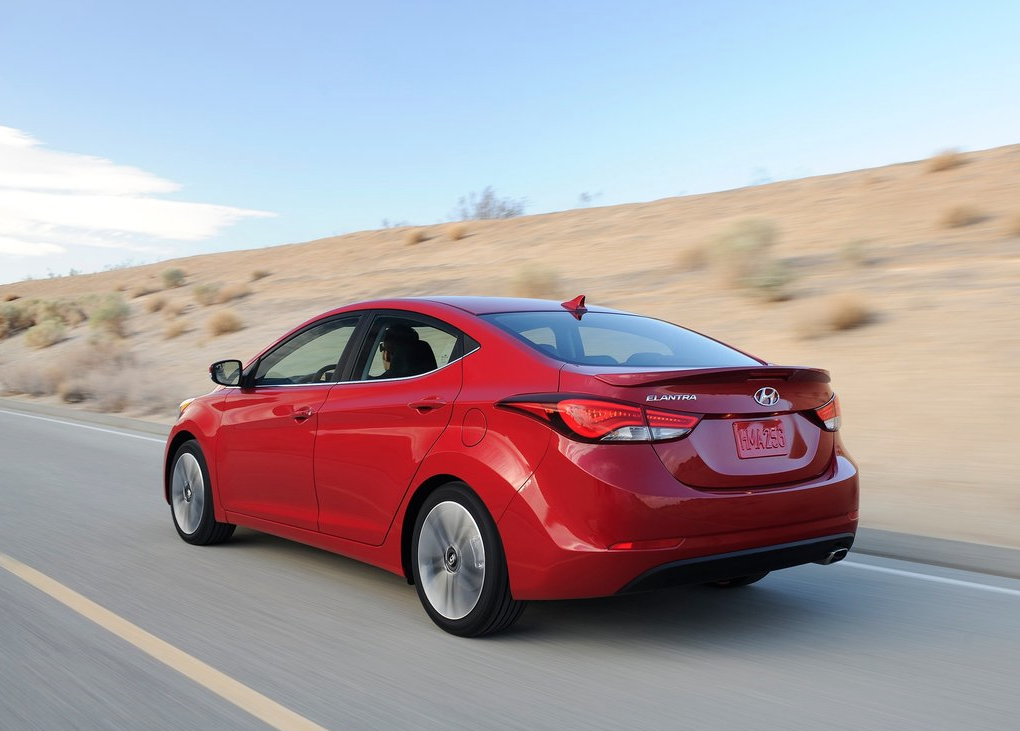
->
254, 318, 358, 386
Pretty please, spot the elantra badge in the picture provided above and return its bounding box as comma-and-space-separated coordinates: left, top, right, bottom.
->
753, 387, 780, 407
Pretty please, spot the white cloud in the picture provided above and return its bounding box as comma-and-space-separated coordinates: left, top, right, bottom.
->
0, 125, 275, 282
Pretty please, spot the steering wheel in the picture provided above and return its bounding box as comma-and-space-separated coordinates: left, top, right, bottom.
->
302, 364, 336, 383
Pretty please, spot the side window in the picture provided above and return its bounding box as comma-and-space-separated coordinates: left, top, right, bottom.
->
254, 318, 358, 386
358, 315, 461, 381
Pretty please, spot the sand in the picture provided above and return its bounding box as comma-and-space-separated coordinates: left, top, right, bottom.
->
2, 145, 1018, 548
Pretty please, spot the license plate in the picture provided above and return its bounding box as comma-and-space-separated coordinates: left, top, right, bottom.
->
733, 419, 789, 459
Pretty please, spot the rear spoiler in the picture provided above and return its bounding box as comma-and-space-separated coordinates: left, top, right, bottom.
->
592, 366, 831, 387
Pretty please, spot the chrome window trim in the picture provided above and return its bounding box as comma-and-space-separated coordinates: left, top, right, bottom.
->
232, 345, 480, 389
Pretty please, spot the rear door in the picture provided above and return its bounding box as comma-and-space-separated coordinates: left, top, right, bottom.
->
314, 312, 465, 544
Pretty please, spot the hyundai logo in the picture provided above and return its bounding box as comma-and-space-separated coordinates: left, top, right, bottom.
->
754, 387, 780, 407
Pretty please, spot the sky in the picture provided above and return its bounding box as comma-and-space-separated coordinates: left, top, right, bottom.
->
1, 1, 1018, 284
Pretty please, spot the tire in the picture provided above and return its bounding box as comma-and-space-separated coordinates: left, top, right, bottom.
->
411, 483, 526, 637
169, 440, 235, 546
708, 571, 769, 588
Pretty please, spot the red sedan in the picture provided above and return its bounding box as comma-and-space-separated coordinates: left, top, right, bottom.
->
164, 296, 858, 636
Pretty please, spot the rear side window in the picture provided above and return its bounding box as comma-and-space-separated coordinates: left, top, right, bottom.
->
354, 314, 471, 381
482, 311, 760, 368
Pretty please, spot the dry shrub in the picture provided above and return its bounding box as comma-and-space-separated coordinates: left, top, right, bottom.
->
58, 379, 91, 404
1, 363, 63, 396
62, 339, 136, 411
208, 310, 243, 336
161, 268, 186, 288
797, 295, 873, 339
512, 266, 560, 299
941, 204, 983, 228
25, 319, 66, 348
446, 223, 468, 241
89, 293, 131, 337
146, 296, 166, 313
829, 295, 872, 331
927, 149, 965, 173
215, 283, 250, 304
56, 301, 87, 327
129, 285, 156, 299
30, 299, 86, 329
1, 302, 36, 334
193, 283, 220, 306
164, 320, 187, 339
676, 244, 708, 271
250, 269, 271, 282
162, 300, 187, 318
745, 260, 794, 302
91, 381, 132, 412
710, 219, 793, 299
839, 239, 872, 267
3, 294, 20, 302
712, 219, 777, 285
30, 299, 60, 323
404, 229, 426, 245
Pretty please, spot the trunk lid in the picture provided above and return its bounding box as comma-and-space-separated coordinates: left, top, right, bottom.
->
559, 364, 836, 489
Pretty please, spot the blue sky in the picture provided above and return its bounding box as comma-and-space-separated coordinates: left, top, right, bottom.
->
1, 1, 1018, 283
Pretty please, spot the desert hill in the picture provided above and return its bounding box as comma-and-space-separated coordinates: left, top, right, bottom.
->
2, 144, 1019, 547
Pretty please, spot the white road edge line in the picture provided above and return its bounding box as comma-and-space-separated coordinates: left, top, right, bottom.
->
0, 408, 165, 443
0, 552, 335, 731
839, 560, 1020, 597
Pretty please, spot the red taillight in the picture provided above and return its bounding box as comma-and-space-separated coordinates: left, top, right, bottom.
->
498, 395, 700, 443
559, 400, 644, 439
815, 395, 841, 431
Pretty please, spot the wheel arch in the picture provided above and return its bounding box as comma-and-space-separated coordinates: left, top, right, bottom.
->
164, 430, 198, 504
400, 473, 464, 583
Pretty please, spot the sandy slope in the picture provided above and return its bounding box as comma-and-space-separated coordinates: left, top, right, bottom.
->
3, 145, 1018, 547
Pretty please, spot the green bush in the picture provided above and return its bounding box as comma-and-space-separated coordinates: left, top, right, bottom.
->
193, 283, 221, 306
89, 293, 131, 337
161, 268, 186, 288
712, 219, 793, 300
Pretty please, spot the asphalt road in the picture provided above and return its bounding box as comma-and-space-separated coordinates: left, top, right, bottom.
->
2, 404, 1018, 731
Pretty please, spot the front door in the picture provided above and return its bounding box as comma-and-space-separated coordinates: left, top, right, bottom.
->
216, 316, 360, 530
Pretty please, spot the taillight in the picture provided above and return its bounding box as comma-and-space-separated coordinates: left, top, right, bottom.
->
498, 395, 700, 443
814, 395, 841, 431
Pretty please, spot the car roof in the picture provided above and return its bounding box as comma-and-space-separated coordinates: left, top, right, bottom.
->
340, 296, 630, 316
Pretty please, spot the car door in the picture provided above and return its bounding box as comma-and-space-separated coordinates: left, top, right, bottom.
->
314, 312, 466, 544
216, 315, 361, 530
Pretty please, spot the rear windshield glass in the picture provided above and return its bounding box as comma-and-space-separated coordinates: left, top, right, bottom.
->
481, 311, 761, 368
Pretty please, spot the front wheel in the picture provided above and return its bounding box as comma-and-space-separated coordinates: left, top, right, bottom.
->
169, 440, 235, 545
411, 483, 526, 636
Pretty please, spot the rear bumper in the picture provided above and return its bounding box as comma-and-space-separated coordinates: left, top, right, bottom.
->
619, 533, 854, 593
496, 442, 859, 600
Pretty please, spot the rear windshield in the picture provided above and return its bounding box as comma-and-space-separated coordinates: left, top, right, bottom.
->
481, 311, 761, 368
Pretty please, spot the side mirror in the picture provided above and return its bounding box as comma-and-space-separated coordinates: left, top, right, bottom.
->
210, 359, 243, 386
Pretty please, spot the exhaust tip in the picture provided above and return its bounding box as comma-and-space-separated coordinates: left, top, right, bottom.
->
815, 547, 850, 566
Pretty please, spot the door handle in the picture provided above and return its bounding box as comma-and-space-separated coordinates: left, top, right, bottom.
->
408, 398, 447, 413
292, 406, 315, 421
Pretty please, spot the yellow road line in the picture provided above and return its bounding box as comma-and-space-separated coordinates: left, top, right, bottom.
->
0, 552, 334, 731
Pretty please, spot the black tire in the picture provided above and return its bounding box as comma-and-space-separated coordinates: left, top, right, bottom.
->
708, 571, 769, 588
169, 440, 235, 545
411, 483, 526, 637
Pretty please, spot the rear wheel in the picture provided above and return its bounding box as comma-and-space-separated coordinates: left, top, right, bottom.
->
708, 571, 769, 588
411, 483, 526, 636
170, 440, 235, 545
